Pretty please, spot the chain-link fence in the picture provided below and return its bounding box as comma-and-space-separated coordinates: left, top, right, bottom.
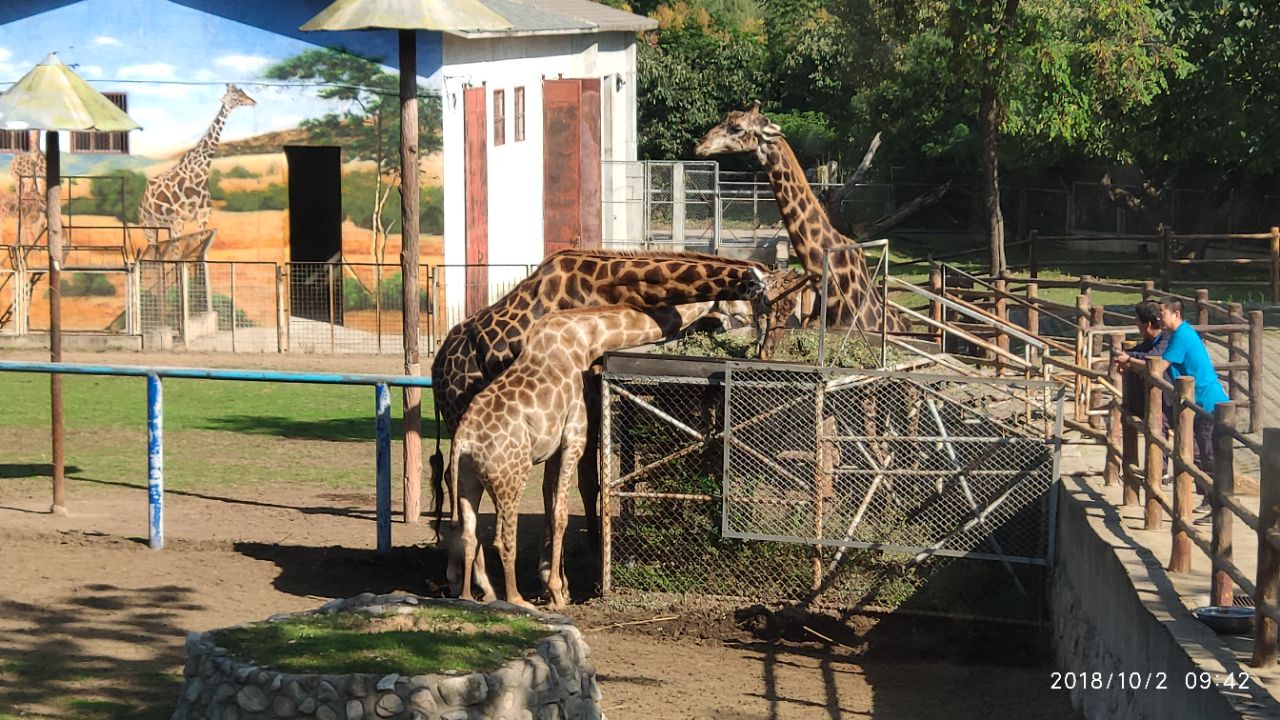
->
602, 360, 1063, 622
601, 160, 719, 251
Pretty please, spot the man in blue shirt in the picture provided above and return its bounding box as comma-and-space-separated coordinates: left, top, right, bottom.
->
1157, 297, 1229, 506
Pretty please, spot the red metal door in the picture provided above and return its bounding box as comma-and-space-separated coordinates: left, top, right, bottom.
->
464, 86, 489, 317
543, 79, 582, 256
577, 79, 602, 249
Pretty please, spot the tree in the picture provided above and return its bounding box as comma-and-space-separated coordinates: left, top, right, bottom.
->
264, 48, 442, 264
637, 1, 767, 160
856, 0, 1183, 273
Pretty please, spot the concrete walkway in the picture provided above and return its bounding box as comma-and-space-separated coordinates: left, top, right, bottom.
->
1057, 441, 1280, 706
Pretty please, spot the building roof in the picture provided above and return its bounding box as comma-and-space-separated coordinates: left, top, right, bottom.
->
458, 0, 657, 38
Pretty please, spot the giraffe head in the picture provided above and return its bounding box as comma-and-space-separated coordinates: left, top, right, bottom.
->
221, 84, 257, 110
694, 101, 782, 164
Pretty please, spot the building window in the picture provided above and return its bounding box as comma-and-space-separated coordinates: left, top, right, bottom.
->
493, 89, 505, 146
0, 129, 33, 154
70, 92, 130, 154
514, 87, 525, 142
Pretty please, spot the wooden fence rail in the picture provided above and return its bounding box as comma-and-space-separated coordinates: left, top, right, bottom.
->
1108, 354, 1280, 667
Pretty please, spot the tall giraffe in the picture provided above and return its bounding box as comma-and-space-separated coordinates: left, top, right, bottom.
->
429, 249, 780, 551
448, 300, 746, 608
139, 84, 256, 243
7, 130, 46, 245
695, 103, 910, 334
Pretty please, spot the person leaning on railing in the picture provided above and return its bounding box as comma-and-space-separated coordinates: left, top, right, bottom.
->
1116, 300, 1171, 424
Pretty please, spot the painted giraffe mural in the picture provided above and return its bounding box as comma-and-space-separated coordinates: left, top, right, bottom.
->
695, 102, 910, 335
139, 84, 256, 243
3, 130, 46, 245
428, 249, 783, 558
447, 300, 751, 608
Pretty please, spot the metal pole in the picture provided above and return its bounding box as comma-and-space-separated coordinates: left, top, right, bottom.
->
881, 251, 889, 367
818, 249, 830, 366
328, 263, 335, 352
147, 373, 164, 550
375, 382, 392, 554
46, 129, 66, 515
275, 263, 286, 353
400, 29, 423, 525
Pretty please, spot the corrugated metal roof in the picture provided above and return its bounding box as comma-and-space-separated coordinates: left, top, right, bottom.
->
517, 0, 658, 32
479, 0, 593, 32
459, 0, 656, 37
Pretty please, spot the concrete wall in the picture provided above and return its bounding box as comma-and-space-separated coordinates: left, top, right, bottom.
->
1051, 473, 1277, 719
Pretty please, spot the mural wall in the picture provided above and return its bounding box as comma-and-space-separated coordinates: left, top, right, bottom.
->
0, 0, 446, 270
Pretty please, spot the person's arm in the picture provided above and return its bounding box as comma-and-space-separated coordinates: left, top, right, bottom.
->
1127, 333, 1169, 360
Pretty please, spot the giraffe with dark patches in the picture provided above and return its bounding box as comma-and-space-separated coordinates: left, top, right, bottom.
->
429, 249, 796, 569
446, 300, 758, 608
695, 102, 911, 335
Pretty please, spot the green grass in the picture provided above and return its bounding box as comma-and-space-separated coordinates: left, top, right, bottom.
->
0, 373, 446, 490
213, 606, 551, 675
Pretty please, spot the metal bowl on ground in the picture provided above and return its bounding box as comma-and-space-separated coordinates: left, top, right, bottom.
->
1193, 606, 1254, 635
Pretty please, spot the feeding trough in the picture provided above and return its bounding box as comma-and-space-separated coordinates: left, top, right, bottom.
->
170, 593, 603, 720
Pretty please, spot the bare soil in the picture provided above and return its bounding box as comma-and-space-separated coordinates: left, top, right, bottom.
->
0, 350, 1080, 720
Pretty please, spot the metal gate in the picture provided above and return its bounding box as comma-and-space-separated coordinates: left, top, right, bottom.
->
602, 356, 1064, 621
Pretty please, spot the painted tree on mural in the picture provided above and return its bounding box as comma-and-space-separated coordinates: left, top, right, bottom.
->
263, 48, 442, 264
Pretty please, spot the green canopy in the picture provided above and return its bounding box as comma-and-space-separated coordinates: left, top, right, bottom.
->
300, 0, 512, 32
0, 53, 139, 132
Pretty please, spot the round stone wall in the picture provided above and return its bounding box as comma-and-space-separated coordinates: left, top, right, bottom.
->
170, 594, 604, 720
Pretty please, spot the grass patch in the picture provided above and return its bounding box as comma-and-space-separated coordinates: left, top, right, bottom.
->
213, 606, 551, 675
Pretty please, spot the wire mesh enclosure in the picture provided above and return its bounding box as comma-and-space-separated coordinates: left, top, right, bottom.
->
602, 356, 1063, 622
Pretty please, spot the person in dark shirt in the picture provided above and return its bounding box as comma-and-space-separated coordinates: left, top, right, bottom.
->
1116, 301, 1169, 419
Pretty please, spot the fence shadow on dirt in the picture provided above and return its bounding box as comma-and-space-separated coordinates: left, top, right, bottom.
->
196, 414, 448, 442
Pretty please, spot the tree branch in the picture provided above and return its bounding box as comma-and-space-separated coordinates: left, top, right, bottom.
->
823, 132, 882, 232
853, 181, 951, 239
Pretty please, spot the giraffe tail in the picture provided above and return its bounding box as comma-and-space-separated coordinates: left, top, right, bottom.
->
429, 402, 447, 533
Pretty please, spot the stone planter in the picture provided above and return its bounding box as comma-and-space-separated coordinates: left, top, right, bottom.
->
170, 593, 604, 720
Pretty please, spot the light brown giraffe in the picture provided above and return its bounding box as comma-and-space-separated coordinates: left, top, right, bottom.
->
139, 85, 256, 243
447, 300, 747, 608
695, 103, 910, 335
6, 131, 46, 245
429, 248, 789, 550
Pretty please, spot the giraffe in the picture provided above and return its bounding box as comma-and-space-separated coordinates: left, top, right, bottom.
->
695, 102, 910, 335
429, 247, 786, 554
447, 300, 748, 608
139, 84, 256, 244
6, 130, 46, 245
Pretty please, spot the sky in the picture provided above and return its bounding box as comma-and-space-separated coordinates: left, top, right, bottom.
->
1, 0, 441, 157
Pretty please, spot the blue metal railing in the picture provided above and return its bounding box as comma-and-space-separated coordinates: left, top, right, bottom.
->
0, 360, 433, 553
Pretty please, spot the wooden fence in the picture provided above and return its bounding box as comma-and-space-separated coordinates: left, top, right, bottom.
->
1107, 356, 1280, 667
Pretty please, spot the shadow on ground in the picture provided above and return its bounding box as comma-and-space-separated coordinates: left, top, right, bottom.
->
197, 415, 448, 442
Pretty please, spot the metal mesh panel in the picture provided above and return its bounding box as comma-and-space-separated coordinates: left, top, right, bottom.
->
603, 364, 1061, 622
183, 262, 280, 352
644, 161, 718, 252
602, 160, 647, 250
431, 264, 533, 347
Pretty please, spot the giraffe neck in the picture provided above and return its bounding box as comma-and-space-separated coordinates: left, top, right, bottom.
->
758, 139, 862, 275
176, 103, 232, 179
530, 303, 714, 368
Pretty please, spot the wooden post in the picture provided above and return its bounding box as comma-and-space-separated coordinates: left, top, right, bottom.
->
400, 30, 424, 525
1270, 226, 1279, 305
1105, 334, 1124, 489
994, 277, 1008, 376
275, 263, 286, 353
1028, 230, 1039, 278
1249, 310, 1263, 435
1075, 294, 1090, 423
1252, 428, 1280, 667
1144, 358, 1168, 531
1160, 228, 1172, 292
1195, 288, 1210, 326
1227, 302, 1245, 409
928, 268, 943, 347
1079, 274, 1094, 306
1142, 279, 1157, 301
46, 129, 66, 515
1211, 403, 1236, 608
1170, 376, 1195, 573
1121, 351, 1140, 506
1026, 281, 1040, 363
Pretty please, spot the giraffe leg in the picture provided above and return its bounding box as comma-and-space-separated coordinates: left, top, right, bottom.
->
548, 441, 583, 608
539, 452, 562, 587
454, 472, 481, 601
495, 464, 535, 610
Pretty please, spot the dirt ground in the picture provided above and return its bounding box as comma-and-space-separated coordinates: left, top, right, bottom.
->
1, 351, 1081, 719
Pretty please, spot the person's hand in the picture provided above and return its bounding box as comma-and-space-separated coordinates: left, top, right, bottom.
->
1116, 351, 1131, 364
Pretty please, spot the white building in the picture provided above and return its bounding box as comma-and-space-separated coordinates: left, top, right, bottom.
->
438, 0, 656, 316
